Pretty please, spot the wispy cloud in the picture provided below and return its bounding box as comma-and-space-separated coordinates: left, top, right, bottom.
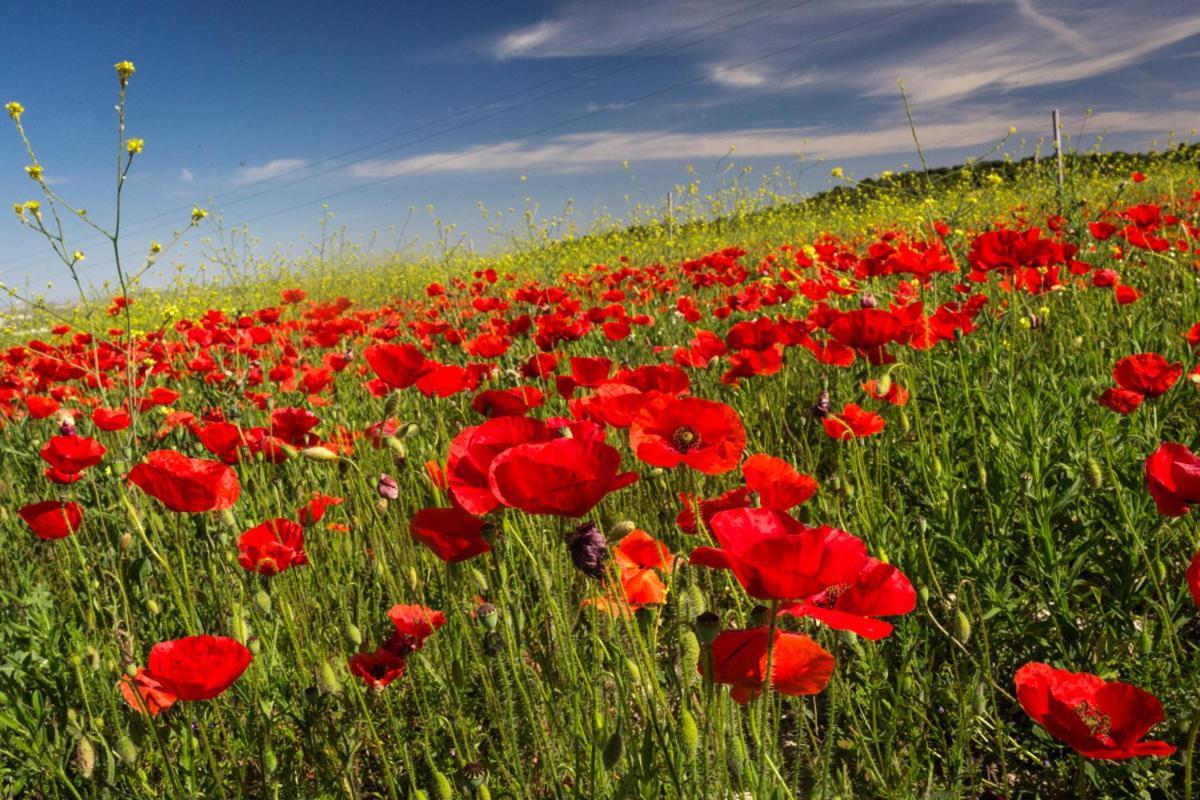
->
233, 158, 308, 185
345, 108, 1198, 178
179, 168, 194, 183
707, 63, 816, 90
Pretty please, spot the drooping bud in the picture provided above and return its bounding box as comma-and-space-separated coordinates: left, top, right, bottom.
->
608, 520, 636, 539
568, 521, 608, 579
300, 446, 339, 462
809, 389, 831, 419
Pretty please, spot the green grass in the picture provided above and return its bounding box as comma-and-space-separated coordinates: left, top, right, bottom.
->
1, 133, 1199, 800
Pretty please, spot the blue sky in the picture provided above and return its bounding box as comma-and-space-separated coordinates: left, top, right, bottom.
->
2, 0, 1198, 299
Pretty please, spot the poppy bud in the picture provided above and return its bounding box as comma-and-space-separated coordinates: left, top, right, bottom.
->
471, 567, 490, 594
685, 585, 707, 617
264, 747, 278, 775
317, 660, 342, 695
431, 769, 453, 800
568, 521, 608, 579
116, 735, 138, 764
608, 520, 636, 539
695, 611, 720, 646
1085, 456, 1104, 488
344, 622, 362, 647
679, 708, 699, 758
147, 598, 160, 614
875, 373, 892, 395
602, 726, 624, 771
119, 531, 133, 550
59, 419, 77, 437
1028, 312, 1042, 329
376, 498, 389, 513
411, 791, 429, 800
254, 590, 272, 615
407, 566, 419, 590
727, 729, 747, 780
954, 608, 972, 645
679, 630, 701, 680
624, 658, 641, 685
377, 473, 400, 500
383, 390, 401, 418
301, 446, 339, 462
74, 737, 95, 778
461, 762, 486, 791
476, 602, 498, 632
859, 293, 878, 309
809, 389, 831, 418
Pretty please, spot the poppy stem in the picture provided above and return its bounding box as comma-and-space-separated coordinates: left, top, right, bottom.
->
1074, 754, 1089, 799
1184, 705, 1200, 800
757, 600, 779, 797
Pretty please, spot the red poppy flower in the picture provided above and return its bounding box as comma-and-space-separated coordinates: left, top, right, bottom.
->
629, 395, 745, 474
1187, 322, 1200, 349
40, 435, 106, 476
676, 487, 753, 534
19, 500, 83, 540
704, 627, 835, 704
298, 493, 343, 527
742, 454, 818, 510
27, 395, 60, 420
1113, 353, 1181, 398
1114, 284, 1141, 305
237, 518, 308, 575
146, 635, 252, 701
363, 342, 429, 389
119, 668, 178, 716
488, 438, 637, 517
447, 416, 549, 515
195, 422, 247, 464
128, 450, 240, 513
690, 508, 868, 601
827, 308, 904, 364
409, 506, 491, 563
780, 558, 915, 640
471, 386, 544, 418
387, 604, 446, 645
1098, 388, 1144, 415
92, 406, 132, 431
823, 403, 885, 440
270, 407, 321, 446
863, 378, 909, 406
281, 288, 307, 304
348, 649, 407, 688
1014, 662, 1176, 759
1144, 442, 1200, 516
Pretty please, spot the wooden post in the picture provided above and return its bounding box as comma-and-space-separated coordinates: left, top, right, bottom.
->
1052, 108, 1064, 189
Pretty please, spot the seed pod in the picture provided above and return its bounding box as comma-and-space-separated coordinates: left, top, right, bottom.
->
74, 737, 95, 779
602, 726, 624, 770
476, 602, 499, 632
695, 611, 721, 646
317, 660, 341, 695
955, 608, 972, 645
679, 709, 699, 759
461, 763, 486, 790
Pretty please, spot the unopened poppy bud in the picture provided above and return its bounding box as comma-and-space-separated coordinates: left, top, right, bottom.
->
317, 660, 342, 695
1085, 456, 1104, 488
695, 611, 720, 646
116, 735, 138, 764
679, 709, 699, 758
431, 769, 453, 800
73, 737, 95, 778
1028, 312, 1042, 329
875, 373, 892, 395
624, 657, 641, 684
476, 602, 498, 632
410, 791, 429, 800
679, 630, 701, 677
608, 520, 636, 538
220, 508, 237, 529
602, 727, 624, 771
568, 521, 608, 579
383, 390, 401, 418
119, 531, 133, 550
377, 473, 400, 500
471, 567, 489, 593
955, 608, 972, 645
649, 467, 666, 481
375, 498, 389, 513
252, 590, 271, 615
399, 422, 419, 439
264, 747, 278, 775
461, 762, 486, 790
406, 566, 419, 590
146, 598, 160, 614
59, 419, 76, 437
859, 293, 878, 309
301, 446, 339, 462
685, 584, 707, 617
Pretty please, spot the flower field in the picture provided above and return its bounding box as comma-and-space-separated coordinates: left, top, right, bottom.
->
3, 70, 1200, 800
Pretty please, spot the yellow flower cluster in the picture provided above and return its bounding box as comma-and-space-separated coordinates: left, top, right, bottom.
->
4, 101, 23, 122
126, 138, 145, 155
114, 61, 136, 85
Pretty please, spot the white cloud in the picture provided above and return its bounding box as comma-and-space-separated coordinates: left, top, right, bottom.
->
179, 168, 194, 183
344, 108, 1199, 178
233, 158, 308, 185
493, 21, 567, 59
708, 63, 816, 90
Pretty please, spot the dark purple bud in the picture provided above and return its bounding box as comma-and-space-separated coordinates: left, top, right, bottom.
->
809, 389, 831, 419
376, 473, 399, 500
568, 521, 608, 580
58, 419, 76, 437
859, 293, 878, 309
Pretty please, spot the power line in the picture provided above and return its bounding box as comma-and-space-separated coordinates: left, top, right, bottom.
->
0, 0, 802, 276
